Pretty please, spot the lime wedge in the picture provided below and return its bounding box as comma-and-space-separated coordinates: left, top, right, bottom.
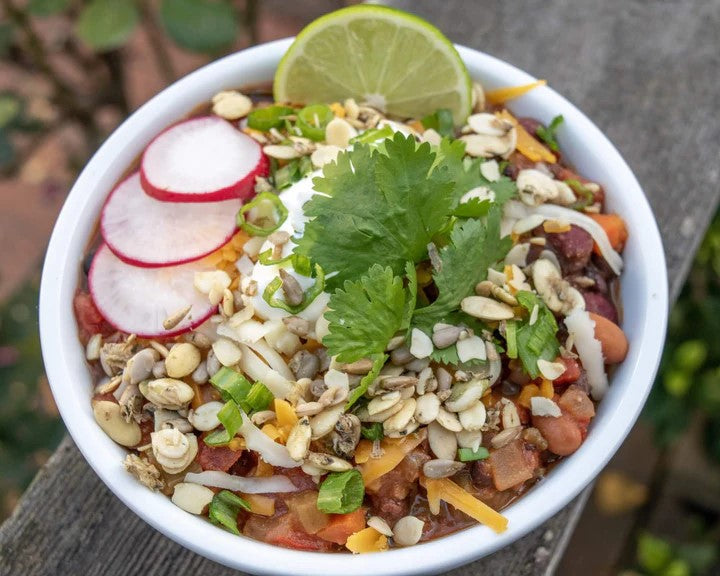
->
274, 5, 472, 126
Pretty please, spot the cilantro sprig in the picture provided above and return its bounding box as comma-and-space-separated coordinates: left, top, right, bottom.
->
295, 134, 457, 290
514, 291, 560, 377
536, 114, 564, 152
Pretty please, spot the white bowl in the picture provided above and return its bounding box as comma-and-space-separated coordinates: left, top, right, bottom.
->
40, 38, 668, 576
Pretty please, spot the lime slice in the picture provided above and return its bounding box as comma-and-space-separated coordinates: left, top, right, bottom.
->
274, 5, 472, 126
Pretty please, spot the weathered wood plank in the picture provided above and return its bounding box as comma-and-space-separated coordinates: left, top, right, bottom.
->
2, 0, 719, 574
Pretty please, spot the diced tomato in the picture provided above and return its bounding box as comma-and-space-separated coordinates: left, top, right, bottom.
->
558, 386, 596, 422
197, 438, 244, 472
74, 291, 115, 342
489, 440, 539, 491
264, 514, 334, 552
317, 509, 367, 545
554, 357, 581, 386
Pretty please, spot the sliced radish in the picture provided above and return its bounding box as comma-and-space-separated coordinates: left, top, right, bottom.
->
140, 116, 268, 203
101, 172, 240, 267
88, 244, 216, 338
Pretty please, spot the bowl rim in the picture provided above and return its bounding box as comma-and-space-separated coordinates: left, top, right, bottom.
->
39, 37, 668, 576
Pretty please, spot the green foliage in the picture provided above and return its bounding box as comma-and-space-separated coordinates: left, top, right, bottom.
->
0, 279, 65, 514
159, 0, 238, 53
632, 532, 718, 576
27, 0, 71, 17
76, 0, 140, 51
643, 209, 720, 462
0, 23, 13, 57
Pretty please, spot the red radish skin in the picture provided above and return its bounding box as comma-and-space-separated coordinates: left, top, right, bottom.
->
88, 244, 216, 338
140, 116, 268, 203
101, 172, 241, 267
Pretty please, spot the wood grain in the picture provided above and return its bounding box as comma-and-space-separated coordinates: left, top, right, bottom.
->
2, 0, 719, 574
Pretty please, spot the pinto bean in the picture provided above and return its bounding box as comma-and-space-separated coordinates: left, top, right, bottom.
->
589, 312, 628, 364
582, 291, 618, 324
532, 413, 583, 456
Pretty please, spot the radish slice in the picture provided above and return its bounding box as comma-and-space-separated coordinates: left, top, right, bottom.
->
88, 244, 216, 338
101, 172, 241, 267
140, 116, 268, 202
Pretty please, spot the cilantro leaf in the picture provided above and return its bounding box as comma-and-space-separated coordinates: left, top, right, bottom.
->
413, 207, 511, 333
439, 138, 517, 208
295, 133, 456, 290
324, 264, 407, 363
536, 114, 564, 152
515, 291, 560, 377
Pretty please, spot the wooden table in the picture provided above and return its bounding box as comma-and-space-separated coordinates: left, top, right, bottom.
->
1, 0, 719, 574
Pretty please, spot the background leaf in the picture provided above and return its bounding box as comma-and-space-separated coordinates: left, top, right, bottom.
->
76, 0, 139, 51
0, 130, 15, 170
28, 0, 72, 17
159, 0, 238, 53
0, 23, 14, 57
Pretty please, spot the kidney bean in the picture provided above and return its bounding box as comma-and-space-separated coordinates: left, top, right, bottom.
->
532, 413, 583, 456
547, 225, 594, 274
582, 291, 618, 323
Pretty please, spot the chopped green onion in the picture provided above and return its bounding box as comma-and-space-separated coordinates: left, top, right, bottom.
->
262, 263, 325, 314
204, 400, 244, 446
245, 382, 274, 412
458, 447, 490, 462
210, 367, 252, 405
345, 354, 386, 410
349, 125, 394, 144
506, 320, 518, 359
236, 191, 288, 236
565, 179, 595, 210
273, 155, 313, 190
247, 105, 294, 131
208, 490, 250, 535
257, 249, 295, 267
292, 253, 312, 277
296, 104, 334, 141
360, 422, 384, 441
536, 114, 564, 152
316, 469, 365, 514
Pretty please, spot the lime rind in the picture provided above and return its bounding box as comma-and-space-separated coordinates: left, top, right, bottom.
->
274, 5, 472, 126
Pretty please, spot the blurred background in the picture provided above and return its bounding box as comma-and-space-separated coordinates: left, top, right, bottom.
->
0, 1, 718, 575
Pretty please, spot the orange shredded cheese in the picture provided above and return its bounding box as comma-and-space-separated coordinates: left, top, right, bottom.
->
345, 527, 388, 553
228, 437, 246, 451
354, 440, 373, 464
255, 459, 274, 477
540, 379, 555, 399
329, 102, 346, 118
274, 398, 298, 428
359, 430, 426, 486
261, 423, 281, 441
497, 109, 557, 164
518, 384, 540, 408
424, 478, 508, 533
242, 493, 275, 516
485, 80, 547, 105
408, 119, 425, 133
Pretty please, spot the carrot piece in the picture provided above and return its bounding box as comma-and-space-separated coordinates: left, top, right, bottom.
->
485, 80, 547, 105
424, 478, 508, 533
497, 109, 557, 163
588, 213, 628, 252
242, 493, 275, 516
345, 527, 388, 553
317, 509, 367, 545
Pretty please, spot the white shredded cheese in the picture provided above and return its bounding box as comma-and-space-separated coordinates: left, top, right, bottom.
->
564, 308, 608, 399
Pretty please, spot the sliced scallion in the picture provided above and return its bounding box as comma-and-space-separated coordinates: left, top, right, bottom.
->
204, 400, 244, 446
506, 320, 518, 359
210, 367, 252, 406
316, 469, 365, 514
458, 447, 490, 462
208, 490, 250, 535
245, 382, 274, 412
247, 105, 294, 131
262, 263, 325, 314
349, 125, 394, 145
296, 104, 333, 141
236, 192, 288, 236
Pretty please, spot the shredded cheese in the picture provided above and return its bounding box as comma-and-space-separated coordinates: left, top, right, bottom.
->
345, 527, 388, 553
424, 478, 508, 534
485, 80, 547, 105
358, 430, 426, 486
